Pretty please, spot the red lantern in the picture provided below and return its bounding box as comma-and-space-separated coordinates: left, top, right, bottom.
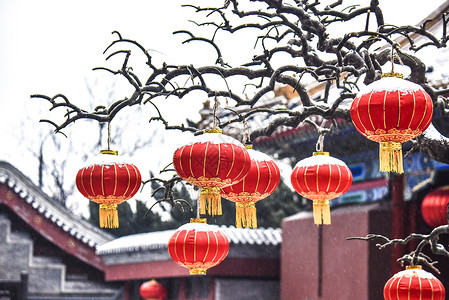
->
173, 129, 251, 216
290, 152, 352, 225
168, 218, 229, 275
76, 150, 141, 228
383, 265, 445, 300
221, 145, 280, 228
140, 279, 167, 300
421, 186, 449, 228
351, 73, 433, 173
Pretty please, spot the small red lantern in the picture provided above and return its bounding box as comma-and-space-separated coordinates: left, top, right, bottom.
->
173, 129, 251, 216
290, 152, 352, 225
351, 74, 433, 173
221, 145, 280, 228
168, 218, 229, 275
76, 150, 141, 228
383, 265, 445, 300
140, 279, 167, 300
421, 186, 449, 228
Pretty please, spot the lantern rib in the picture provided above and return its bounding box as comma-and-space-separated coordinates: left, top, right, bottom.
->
264, 162, 273, 195
216, 143, 221, 177
211, 231, 219, 263
129, 164, 140, 197
79, 168, 88, 197
171, 230, 182, 263
303, 166, 311, 193
203, 142, 208, 178
355, 93, 368, 133
407, 275, 412, 300
177, 146, 186, 177
89, 166, 95, 197
334, 166, 342, 193
101, 165, 105, 196
325, 164, 331, 193
113, 164, 118, 195
193, 230, 197, 262
123, 165, 131, 197
255, 163, 260, 194
418, 276, 422, 300
189, 144, 194, 178
416, 90, 428, 130
225, 145, 235, 178
367, 91, 376, 132
408, 92, 416, 129
182, 230, 188, 262
204, 232, 211, 263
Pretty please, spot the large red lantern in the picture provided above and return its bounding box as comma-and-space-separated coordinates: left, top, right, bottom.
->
421, 186, 449, 228
173, 129, 251, 216
383, 265, 445, 300
221, 145, 280, 228
76, 150, 141, 228
168, 218, 229, 275
140, 279, 167, 300
351, 74, 433, 173
290, 152, 352, 225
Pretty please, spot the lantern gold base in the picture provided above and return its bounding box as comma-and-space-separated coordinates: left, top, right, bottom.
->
236, 202, 257, 228
312, 200, 331, 225
200, 187, 222, 216
99, 203, 119, 228
190, 268, 207, 275
379, 141, 404, 174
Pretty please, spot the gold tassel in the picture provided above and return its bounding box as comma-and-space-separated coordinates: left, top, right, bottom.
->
200, 187, 222, 216
379, 141, 404, 174
235, 202, 257, 228
190, 268, 207, 275
312, 200, 331, 225
99, 203, 119, 228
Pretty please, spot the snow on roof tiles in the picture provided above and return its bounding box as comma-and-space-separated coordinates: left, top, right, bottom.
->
96, 225, 282, 255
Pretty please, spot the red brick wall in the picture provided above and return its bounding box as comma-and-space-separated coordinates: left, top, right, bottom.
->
281, 203, 392, 300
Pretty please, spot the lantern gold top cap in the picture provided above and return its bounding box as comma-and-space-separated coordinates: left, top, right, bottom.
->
204, 128, 223, 134
245, 144, 253, 150
100, 150, 118, 155
190, 218, 207, 224
313, 152, 329, 156
381, 72, 403, 79
406, 265, 422, 270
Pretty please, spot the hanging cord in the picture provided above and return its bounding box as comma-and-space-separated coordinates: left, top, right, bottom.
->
107, 121, 111, 151
316, 132, 325, 152
197, 189, 201, 218
212, 94, 220, 129
242, 118, 250, 145
390, 46, 404, 74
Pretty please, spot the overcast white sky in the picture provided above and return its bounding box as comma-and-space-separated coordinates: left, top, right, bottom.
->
0, 0, 447, 207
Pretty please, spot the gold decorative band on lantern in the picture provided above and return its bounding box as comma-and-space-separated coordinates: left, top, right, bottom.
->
379, 141, 403, 174
99, 203, 119, 228
381, 72, 403, 79
313, 152, 329, 156
100, 150, 118, 155
190, 268, 207, 275
406, 265, 422, 270
245, 144, 254, 150
204, 128, 223, 134
190, 218, 207, 224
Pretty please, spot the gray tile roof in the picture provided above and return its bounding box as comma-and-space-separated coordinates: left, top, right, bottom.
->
0, 161, 114, 248
96, 225, 282, 255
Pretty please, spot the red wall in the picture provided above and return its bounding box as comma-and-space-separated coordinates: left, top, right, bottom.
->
281, 203, 392, 300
